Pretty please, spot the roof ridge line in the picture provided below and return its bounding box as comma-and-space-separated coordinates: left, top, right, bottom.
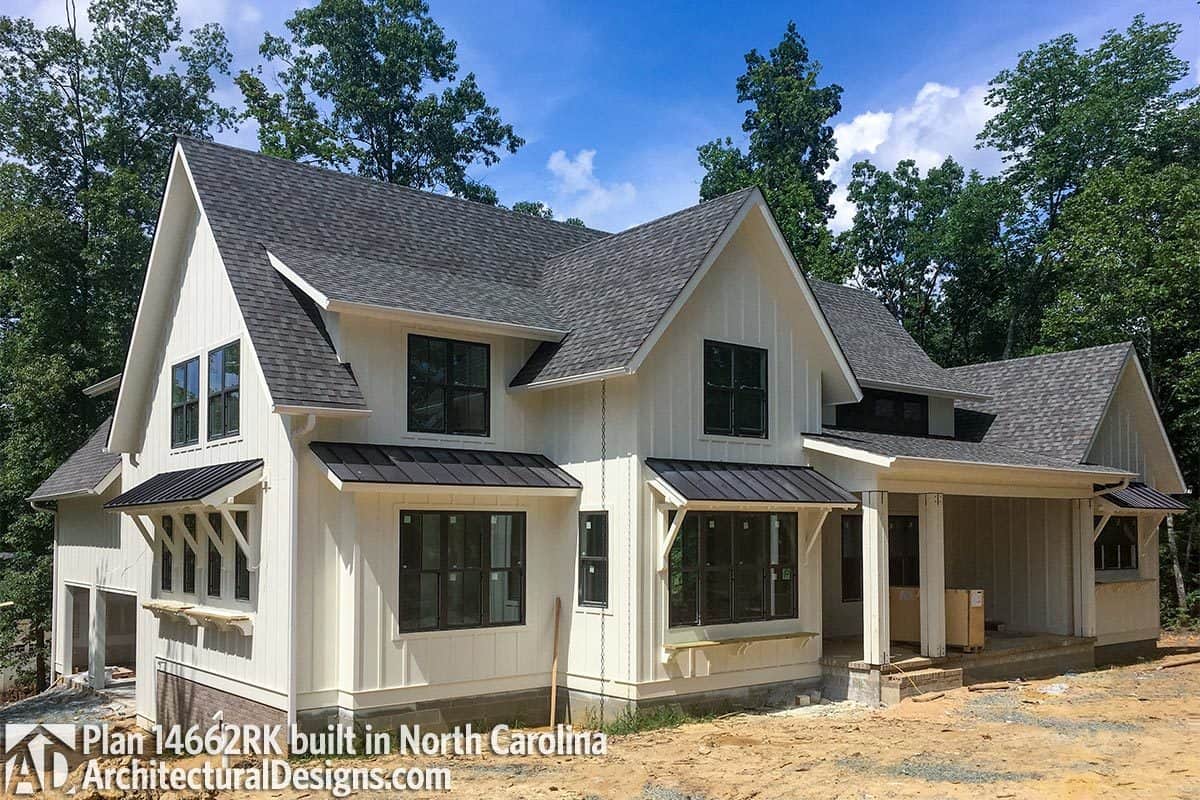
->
949, 341, 1133, 371
176, 135, 611, 238
541, 186, 757, 264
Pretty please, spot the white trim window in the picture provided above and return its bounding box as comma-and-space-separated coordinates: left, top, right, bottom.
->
207, 341, 240, 440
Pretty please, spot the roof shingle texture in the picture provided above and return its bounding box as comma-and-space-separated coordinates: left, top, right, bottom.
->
808, 428, 1129, 475
512, 188, 756, 386
808, 279, 982, 399
29, 417, 120, 501
948, 342, 1132, 463
179, 137, 606, 408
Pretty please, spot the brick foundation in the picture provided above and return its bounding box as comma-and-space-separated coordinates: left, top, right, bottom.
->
156, 670, 286, 730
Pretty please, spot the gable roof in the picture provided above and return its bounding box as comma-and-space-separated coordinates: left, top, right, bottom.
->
809, 279, 987, 401
29, 417, 120, 502
949, 342, 1133, 463
511, 187, 758, 387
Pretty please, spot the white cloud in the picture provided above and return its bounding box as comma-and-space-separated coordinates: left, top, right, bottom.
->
546, 149, 637, 228
29, 0, 93, 37
827, 81, 1002, 232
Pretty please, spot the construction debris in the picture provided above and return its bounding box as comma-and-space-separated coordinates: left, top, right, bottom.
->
967, 681, 1012, 692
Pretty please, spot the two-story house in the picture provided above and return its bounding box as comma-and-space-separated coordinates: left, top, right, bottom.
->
30, 137, 1186, 729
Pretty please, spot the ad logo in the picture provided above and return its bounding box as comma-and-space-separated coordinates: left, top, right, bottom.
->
3, 724, 78, 795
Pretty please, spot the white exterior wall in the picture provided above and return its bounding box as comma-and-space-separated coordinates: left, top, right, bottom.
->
631, 214, 835, 697
121, 208, 296, 721
52, 482, 141, 677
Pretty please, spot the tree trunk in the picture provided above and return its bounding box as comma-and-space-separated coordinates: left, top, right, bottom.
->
1166, 515, 1189, 614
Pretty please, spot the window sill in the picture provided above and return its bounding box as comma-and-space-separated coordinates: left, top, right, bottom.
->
698, 433, 771, 446
575, 606, 613, 617
1095, 573, 1151, 585
665, 618, 808, 646
399, 430, 496, 446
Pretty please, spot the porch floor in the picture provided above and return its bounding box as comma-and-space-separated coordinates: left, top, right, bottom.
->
822, 631, 1096, 680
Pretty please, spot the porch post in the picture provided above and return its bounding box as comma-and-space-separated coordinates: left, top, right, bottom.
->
918, 493, 946, 658
1071, 498, 1096, 638
861, 490, 890, 666
88, 589, 106, 690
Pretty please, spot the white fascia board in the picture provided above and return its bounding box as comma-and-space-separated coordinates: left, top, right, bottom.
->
92, 462, 121, 496
266, 251, 330, 308
857, 378, 991, 403
509, 366, 632, 393
889, 455, 1134, 481
198, 465, 264, 507
109, 145, 194, 453
83, 373, 122, 397
802, 437, 896, 468
271, 403, 373, 418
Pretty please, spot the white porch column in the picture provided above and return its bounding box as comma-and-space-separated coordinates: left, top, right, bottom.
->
918, 493, 946, 658
861, 490, 890, 666
88, 589, 106, 690
1071, 498, 1096, 638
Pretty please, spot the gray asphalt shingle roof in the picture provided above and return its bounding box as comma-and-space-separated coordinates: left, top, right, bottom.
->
179, 137, 605, 409
808, 279, 984, 400
29, 417, 120, 501
948, 342, 1133, 462
512, 188, 756, 386
807, 427, 1130, 475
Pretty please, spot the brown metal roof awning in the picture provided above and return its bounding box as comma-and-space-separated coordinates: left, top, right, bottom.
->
105, 459, 263, 510
1099, 482, 1188, 512
645, 457, 858, 507
310, 442, 582, 495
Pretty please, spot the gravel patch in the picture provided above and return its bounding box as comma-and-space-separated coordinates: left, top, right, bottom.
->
0, 684, 131, 726
640, 783, 707, 800
965, 691, 1140, 735
892, 754, 1040, 784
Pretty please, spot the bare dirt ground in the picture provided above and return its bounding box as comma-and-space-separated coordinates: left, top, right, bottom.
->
22, 635, 1200, 799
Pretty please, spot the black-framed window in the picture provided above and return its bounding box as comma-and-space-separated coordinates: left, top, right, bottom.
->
206, 513, 223, 597
841, 514, 921, 601
835, 388, 929, 436
171, 357, 200, 447
398, 511, 524, 632
578, 511, 609, 608
160, 516, 174, 592
234, 510, 251, 601
1094, 516, 1138, 571
668, 511, 796, 627
703, 340, 767, 438
207, 341, 240, 440
408, 334, 490, 436
182, 514, 197, 594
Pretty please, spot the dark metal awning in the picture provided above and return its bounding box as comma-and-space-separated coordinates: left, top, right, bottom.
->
310, 442, 582, 495
645, 457, 858, 507
105, 459, 263, 510
1099, 482, 1188, 512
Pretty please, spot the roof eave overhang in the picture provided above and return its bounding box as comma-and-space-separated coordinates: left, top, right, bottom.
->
509, 366, 633, 393
857, 378, 991, 403
106, 462, 263, 513
27, 462, 121, 504
268, 251, 569, 343
318, 466, 580, 498
272, 403, 373, 418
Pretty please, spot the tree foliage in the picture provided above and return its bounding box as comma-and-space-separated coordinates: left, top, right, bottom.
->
237, 0, 521, 203
698, 22, 843, 278
0, 0, 233, 684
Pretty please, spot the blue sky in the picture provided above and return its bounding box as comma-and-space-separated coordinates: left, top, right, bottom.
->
17, 0, 1200, 231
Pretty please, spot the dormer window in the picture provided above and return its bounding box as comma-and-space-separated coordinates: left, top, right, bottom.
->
835, 388, 928, 436
407, 334, 490, 437
704, 340, 767, 438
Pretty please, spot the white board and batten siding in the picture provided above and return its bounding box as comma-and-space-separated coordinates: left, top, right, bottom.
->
631, 213, 836, 697
123, 208, 296, 721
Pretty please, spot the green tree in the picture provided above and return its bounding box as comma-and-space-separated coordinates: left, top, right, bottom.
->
237, 0, 522, 204
698, 22, 843, 278
835, 158, 965, 345
508, 200, 586, 228
0, 0, 233, 686
979, 14, 1195, 229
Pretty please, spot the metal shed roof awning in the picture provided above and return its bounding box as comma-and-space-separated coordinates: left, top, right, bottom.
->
1099, 482, 1188, 512
645, 457, 858, 509
105, 459, 264, 510
310, 442, 582, 496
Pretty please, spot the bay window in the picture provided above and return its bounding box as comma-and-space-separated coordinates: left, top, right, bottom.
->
668, 511, 796, 627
